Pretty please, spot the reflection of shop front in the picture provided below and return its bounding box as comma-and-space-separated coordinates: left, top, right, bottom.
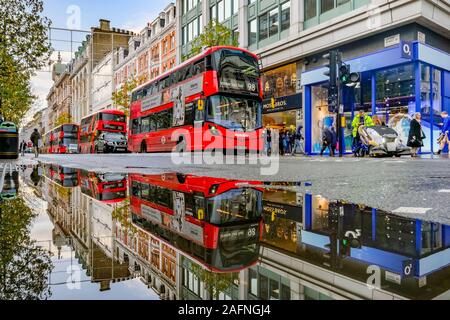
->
262, 201, 303, 254
262, 63, 303, 132
302, 41, 450, 155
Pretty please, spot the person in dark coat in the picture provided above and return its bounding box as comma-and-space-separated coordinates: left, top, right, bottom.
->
30, 128, 41, 158
407, 113, 426, 157
320, 126, 336, 157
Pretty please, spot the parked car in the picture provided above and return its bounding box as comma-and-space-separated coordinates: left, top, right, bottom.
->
94, 132, 128, 153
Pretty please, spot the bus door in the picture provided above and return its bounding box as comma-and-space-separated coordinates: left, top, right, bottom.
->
193, 99, 205, 150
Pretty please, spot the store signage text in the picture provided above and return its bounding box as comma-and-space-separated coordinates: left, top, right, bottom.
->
263, 93, 302, 114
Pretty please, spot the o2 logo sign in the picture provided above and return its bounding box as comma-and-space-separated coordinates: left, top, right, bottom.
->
402, 260, 415, 278
401, 41, 413, 59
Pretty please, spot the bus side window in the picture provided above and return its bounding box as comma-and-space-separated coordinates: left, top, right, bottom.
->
149, 115, 157, 132
185, 103, 194, 125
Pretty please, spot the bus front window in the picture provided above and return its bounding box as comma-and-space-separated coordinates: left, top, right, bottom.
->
207, 96, 262, 132
207, 188, 262, 225
100, 113, 126, 123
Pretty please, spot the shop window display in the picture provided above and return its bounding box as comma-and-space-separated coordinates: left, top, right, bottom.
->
375, 64, 415, 146
263, 63, 297, 99
420, 64, 432, 152
432, 69, 442, 152
311, 84, 335, 153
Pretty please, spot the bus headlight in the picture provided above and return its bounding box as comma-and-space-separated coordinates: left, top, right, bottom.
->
209, 125, 220, 136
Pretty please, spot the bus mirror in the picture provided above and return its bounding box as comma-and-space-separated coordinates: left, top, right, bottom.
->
197, 100, 204, 111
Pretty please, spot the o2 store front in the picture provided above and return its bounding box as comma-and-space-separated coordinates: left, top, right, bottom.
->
302, 41, 450, 155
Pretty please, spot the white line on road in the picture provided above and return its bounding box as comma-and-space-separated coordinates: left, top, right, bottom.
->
392, 207, 433, 214
438, 190, 450, 193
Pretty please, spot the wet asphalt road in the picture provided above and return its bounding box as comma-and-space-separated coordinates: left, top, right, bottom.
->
2, 153, 450, 224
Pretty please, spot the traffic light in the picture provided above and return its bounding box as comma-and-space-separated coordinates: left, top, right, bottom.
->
339, 62, 360, 87
323, 50, 338, 113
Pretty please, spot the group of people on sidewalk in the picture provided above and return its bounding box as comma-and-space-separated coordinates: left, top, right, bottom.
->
264, 126, 305, 156
351, 109, 450, 158
263, 109, 450, 158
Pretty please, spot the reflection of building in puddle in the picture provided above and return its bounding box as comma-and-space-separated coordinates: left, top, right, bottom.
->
41, 167, 132, 292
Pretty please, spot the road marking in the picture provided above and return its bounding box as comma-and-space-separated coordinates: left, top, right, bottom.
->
392, 207, 432, 214
438, 190, 450, 193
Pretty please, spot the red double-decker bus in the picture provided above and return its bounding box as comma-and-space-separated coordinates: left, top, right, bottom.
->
43, 124, 80, 154
129, 46, 264, 153
79, 110, 127, 154
129, 173, 263, 272
80, 170, 127, 204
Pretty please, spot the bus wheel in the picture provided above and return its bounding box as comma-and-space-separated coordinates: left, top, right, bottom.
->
141, 141, 147, 153
175, 137, 186, 153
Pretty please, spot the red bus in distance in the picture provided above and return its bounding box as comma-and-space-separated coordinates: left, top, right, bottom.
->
129, 46, 264, 153
79, 110, 127, 154
43, 124, 80, 154
129, 172, 263, 273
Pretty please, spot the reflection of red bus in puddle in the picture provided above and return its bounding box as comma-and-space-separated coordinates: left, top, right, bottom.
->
80, 170, 127, 204
43, 164, 80, 188
129, 173, 263, 272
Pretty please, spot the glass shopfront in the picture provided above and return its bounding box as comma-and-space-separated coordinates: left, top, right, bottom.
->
262, 63, 303, 132
303, 42, 450, 155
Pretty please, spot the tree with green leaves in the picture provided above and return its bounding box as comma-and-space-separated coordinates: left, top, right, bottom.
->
54, 112, 73, 127
0, 0, 52, 124
112, 78, 139, 117
0, 52, 35, 125
184, 20, 239, 61
0, 197, 53, 300
190, 263, 239, 299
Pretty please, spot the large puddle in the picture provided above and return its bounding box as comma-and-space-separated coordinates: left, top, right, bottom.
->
1, 162, 449, 300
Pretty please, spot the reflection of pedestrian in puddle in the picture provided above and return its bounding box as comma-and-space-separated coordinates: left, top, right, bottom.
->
30, 166, 42, 187
388, 113, 411, 145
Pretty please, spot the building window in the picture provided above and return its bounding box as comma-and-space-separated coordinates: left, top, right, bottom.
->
281, 1, 290, 32
375, 64, 415, 146
218, 0, 225, 22
269, 9, 279, 37
249, 19, 257, 45
225, 0, 231, 20
259, 12, 268, 41
211, 5, 217, 20
233, 0, 239, 14
337, 0, 350, 5
321, 0, 334, 13
305, 0, 317, 20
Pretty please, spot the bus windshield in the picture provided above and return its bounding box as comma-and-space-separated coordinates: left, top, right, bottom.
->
215, 49, 260, 78
62, 138, 78, 146
62, 125, 79, 133
99, 113, 126, 123
207, 188, 262, 225
207, 95, 262, 132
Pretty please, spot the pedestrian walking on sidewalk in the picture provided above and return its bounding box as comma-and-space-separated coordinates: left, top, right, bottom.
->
20, 140, 27, 157
291, 126, 305, 156
30, 128, 41, 158
320, 126, 336, 157
264, 127, 272, 156
435, 111, 450, 155
407, 113, 426, 157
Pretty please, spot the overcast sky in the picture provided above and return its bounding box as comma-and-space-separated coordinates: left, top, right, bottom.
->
27, 0, 171, 125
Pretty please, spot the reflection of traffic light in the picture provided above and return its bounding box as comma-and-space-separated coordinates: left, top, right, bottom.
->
340, 236, 362, 257
323, 50, 338, 113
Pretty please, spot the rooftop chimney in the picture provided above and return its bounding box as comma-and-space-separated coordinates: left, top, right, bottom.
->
99, 19, 111, 31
